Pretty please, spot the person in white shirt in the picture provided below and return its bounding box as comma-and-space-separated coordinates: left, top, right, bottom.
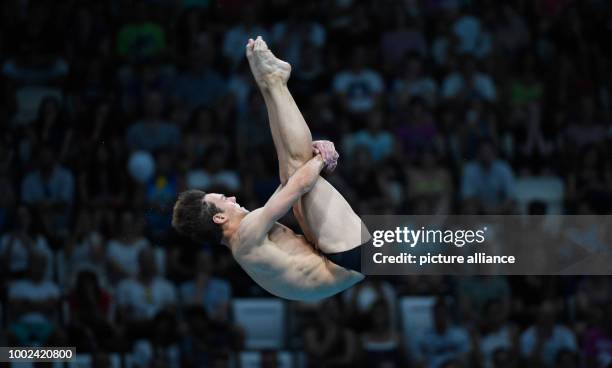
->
342, 110, 395, 163
7, 252, 60, 345
117, 250, 178, 366
452, 13, 492, 59
106, 211, 151, 282
520, 300, 577, 367
461, 140, 517, 214
116, 247, 176, 322
474, 299, 519, 368
415, 299, 471, 368
61, 208, 106, 287
179, 251, 232, 322
21, 146, 75, 207
0, 205, 53, 280
333, 47, 384, 113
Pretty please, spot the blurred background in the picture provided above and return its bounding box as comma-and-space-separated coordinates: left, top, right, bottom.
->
1, 0, 612, 367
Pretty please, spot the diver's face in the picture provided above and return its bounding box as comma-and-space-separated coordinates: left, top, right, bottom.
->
204, 193, 246, 214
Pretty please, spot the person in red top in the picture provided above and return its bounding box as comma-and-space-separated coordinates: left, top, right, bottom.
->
67, 269, 121, 352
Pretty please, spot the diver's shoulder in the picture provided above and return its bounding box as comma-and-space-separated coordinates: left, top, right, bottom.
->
230, 208, 268, 255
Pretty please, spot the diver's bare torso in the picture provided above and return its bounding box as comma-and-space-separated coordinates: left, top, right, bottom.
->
229, 208, 360, 301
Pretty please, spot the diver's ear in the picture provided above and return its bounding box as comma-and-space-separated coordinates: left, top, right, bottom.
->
212, 213, 227, 225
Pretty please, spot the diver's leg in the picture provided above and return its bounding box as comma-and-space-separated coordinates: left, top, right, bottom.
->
247, 37, 366, 253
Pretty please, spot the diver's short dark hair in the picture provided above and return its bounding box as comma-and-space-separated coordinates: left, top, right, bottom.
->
172, 189, 223, 244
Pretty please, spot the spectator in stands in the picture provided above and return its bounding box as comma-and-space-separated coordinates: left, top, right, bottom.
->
509, 56, 543, 108
361, 299, 407, 367
344, 279, 398, 333
461, 101, 499, 159
457, 276, 511, 323
222, 4, 269, 69
180, 306, 211, 367
21, 145, 74, 205
473, 298, 519, 368
106, 211, 151, 283
405, 147, 452, 215
116, 1, 166, 62
394, 97, 439, 159
227, 60, 256, 119
461, 139, 517, 214
172, 35, 227, 110
67, 270, 119, 352
132, 311, 181, 368
566, 147, 609, 210
145, 151, 179, 240
75, 105, 128, 209
381, 12, 427, 70
583, 301, 612, 368
415, 298, 471, 368
441, 57, 497, 102
21, 145, 75, 232
564, 97, 607, 149
6, 252, 61, 346
181, 305, 242, 366
32, 96, 70, 155
430, 18, 457, 68
304, 297, 358, 368
452, 11, 492, 59
183, 107, 226, 162
117, 62, 175, 116
520, 299, 578, 367
575, 277, 612, 325
452, 12, 491, 58
270, 4, 326, 69
194, 145, 241, 193
235, 91, 274, 157
392, 54, 438, 107
346, 146, 392, 213
116, 247, 176, 326
61, 208, 106, 286
291, 42, 327, 102
126, 91, 181, 152
180, 251, 232, 322
342, 110, 395, 163
332, 47, 384, 114
514, 102, 554, 171
0, 205, 53, 280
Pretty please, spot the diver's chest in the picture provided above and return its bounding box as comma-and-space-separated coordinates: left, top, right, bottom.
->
268, 223, 296, 243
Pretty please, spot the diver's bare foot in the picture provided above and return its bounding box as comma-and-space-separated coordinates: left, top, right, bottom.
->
246, 36, 291, 90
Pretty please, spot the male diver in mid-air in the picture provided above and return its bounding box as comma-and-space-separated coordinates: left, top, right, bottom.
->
172, 37, 368, 301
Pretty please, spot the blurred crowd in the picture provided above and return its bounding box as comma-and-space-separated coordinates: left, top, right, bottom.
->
1, 0, 612, 367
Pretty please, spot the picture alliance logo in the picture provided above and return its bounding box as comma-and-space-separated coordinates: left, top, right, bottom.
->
371, 226, 488, 248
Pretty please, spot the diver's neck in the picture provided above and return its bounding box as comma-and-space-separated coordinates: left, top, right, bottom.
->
221, 211, 248, 249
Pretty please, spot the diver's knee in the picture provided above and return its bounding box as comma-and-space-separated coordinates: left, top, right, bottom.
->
287, 156, 309, 170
